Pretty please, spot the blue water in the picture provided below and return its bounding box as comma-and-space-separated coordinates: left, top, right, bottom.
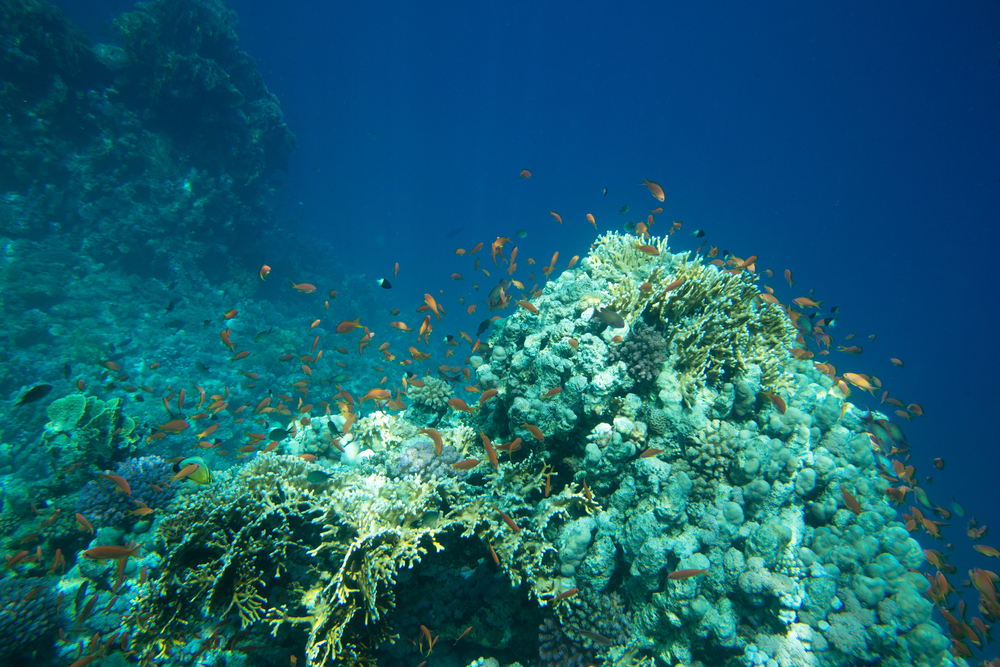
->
11, 0, 1000, 664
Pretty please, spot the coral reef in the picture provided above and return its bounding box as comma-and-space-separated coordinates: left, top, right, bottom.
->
77, 455, 175, 527
0, 579, 57, 659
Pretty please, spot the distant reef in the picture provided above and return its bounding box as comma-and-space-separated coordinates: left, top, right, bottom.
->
0, 0, 296, 279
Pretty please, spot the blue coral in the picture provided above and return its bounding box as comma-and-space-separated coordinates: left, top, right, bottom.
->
78, 455, 175, 527
0, 579, 57, 659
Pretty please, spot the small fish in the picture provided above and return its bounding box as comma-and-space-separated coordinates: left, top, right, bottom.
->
586, 213, 596, 228
164, 299, 175, 313
476, 318, 492, 337
667, 569, 708, 580
548, 211, 562, 224
623, 221, 636, 233
515, 229, 527, 238
890, 358, 905, 367
254, 328, 274, 343
82, 543, 142, 560
289, 281, 317, 293
594, 307, 625, 328
633, 244, 659, 256
519, 169, 532, 179
14, 384, 53, 407
619, 205, 629, 214
306, 470, 331, 484
640, 178, 665, 202
172, 456, 212, 485
259, 265, 271, 280
691, 229, 705, 238
377, 278, 392, 289
602, 187, 608, 196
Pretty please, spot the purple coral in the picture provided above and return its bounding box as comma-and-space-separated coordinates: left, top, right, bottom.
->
0, 580, 56, 658
609, 321, 666, 386
388, 437, 468, 482
78, 455, 176, 528
540, 591, 632, 667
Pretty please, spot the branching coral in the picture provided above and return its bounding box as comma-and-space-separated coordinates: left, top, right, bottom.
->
645, 260, 796, 400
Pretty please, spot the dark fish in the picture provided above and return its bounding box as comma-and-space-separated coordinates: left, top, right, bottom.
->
194, 362, 210, 373
692, 229, 705, 238
594, 308, 625, 328
202, 320, 210, 328
306, 470, 331, 484
619, 205, 629, 214
602, 187, 608, 196
74, 580, 88, 616
108, 342, 116, 354
269, 428, 290, 441
119, 338, 132, 348
477, 318, 493, 337
377, 278, 392, 289
62, 363, 72, 379
515, 229, 527, 238
165, 319, 186, 330
447, 227, 465, 238
624, 221, 636, 233
164, 300, 174, 313
327, 420, 340, 434
254, 328, 274, 343
443, 335, 455, 343
167, 279, 178, 291
14, 384, 53, 407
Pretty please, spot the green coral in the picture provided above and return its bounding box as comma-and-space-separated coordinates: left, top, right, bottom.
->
126, 451, 594, 666
43, 394, 137, 464
644, 260, 796, 404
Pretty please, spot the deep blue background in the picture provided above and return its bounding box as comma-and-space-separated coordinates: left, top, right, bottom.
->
64, 0, 1000, 595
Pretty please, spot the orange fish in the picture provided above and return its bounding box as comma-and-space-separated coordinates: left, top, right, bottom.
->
519, 169, 532, 179
640, 178, 665, 202
541, 387, 562, 399
230, 351, 250, 362
448, 398, 474, 414
567, 255, 579, 269
792, 297, 823, 308
221, 308, 238, 321
479, 389, 499, 407
470, 242, 484, 254
784, 269, 796, 286
259, 265, 270, 280
394, 261, 399, 277
99, 473, 132, 495
157, 419, 189, 433
82, 543, 141, 560
466, 304, 476, 315
639, 447, 664, 458
548, 211, 562, 224
361, 388, 391, 404
424, 294, 442, 321
586, 213, 596, 228
633, 244, 659, 256
289, 281, 317, 293
336, 318, 361, 334
420, 427, 443, 455
841, 487, 862, 515
453, 458, 480, 470
74, 513, 95, 534
389, 321, 412, 333
451, 273, 463, 280
309, 319, 321, 330
650, 207, 663, 214
517, 300, 538, 314
522, 423, 544, 442
481, 431, 498, 469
